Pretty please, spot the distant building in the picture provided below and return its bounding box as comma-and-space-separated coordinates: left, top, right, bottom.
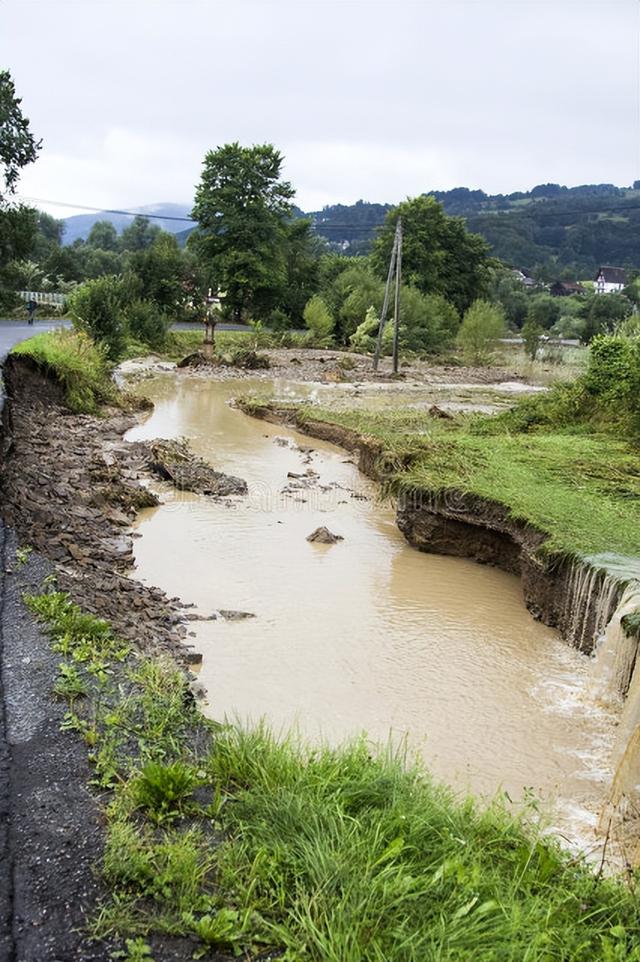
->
549, 280, 585, 297
511, 268, 536, 288
594, 266, 627, 294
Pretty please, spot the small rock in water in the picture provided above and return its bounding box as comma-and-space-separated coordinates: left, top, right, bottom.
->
218, 609, 256, 621
306, 526, 344, 544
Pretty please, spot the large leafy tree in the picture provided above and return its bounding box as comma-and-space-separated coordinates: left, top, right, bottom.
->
119, 215, 160, 252
0, 70, 40, 200
372, 195, 492, 315
190, 142, 295, 318
0, 71, 41, 310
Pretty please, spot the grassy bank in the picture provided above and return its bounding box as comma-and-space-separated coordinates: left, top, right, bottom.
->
23, 584, 640, 961
11, 329, 116, 413
275, 403, 640, 560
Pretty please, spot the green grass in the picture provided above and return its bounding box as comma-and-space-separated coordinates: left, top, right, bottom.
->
12, 329, 116, 413
23, 585, 640, 961
284, 404, 640, 560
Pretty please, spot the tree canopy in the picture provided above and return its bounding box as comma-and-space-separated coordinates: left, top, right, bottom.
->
190, 142, 295, 317
372, 196, 492, 314
0, 70, 40, 200
0, 71, 40, 309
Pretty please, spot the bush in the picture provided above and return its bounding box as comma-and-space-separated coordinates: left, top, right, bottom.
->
349, 292, 459, 358
400, 289, 459, 354
68, 275, 131, 360
521, 318, 543, 360
303, 295, 335, 346
349, 306, 381, 354
124, 299, 170, 350
491, 332, 640, 437
267, 308, 291, 332
456, 299, 506, 364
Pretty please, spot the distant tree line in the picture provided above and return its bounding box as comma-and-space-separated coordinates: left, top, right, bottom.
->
1, 75, 634, 365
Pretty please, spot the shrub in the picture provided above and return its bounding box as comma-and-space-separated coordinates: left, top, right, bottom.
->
457, 299, 506, 364
349, 306, 381, 354
267, 308, 291, 332
68, 275, 131, 360
521, 318, 543, 360
303, 295, 335, 346
124, 299, 170, 350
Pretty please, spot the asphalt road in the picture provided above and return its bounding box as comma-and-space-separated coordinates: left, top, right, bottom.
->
0, 319, 65, 364
0, 318, 253, 363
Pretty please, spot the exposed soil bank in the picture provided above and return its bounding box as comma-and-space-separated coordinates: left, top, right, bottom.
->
0, 355, 246, 665
239, 400, 625, 654
0, 357, 234, 960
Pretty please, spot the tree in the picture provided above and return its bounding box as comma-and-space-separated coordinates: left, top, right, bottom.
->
456, 300, 506, 364
582, 293, 632, 343
372, 196, 492, 314
190, 142, 295, 318
277, 219, 323, 324
126, 233, 186, 314
0, 70, 40, 200
0, 71, 40, 310
526, 293, 561, 330
87, 220, 119, 251
120, 215, 160, 252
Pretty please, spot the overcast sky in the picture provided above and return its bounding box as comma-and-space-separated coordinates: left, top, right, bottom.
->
2, 0, 639, 217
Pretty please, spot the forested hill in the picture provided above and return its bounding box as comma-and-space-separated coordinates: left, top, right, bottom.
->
308, 184, 640, 278
60, 183, 640, 279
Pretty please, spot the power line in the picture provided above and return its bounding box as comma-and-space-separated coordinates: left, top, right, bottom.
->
19, 194, 640, 233
18, 196, 196, 223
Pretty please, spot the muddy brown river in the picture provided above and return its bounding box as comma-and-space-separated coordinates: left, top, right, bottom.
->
127, 375, 618, 854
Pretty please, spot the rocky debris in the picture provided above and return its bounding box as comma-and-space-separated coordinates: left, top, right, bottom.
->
428, 404, 454, 419
219, 348, 270, 370
0, 356, 198, 664
217, 609, 256, 621
177, 351, 214, 369
145, 439, 248, 497
306, 526, 344, 544
274, 436, 291, 447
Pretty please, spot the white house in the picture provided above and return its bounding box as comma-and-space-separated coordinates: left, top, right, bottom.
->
594, 266, 627, 294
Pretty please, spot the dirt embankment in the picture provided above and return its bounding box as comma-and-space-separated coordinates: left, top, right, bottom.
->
240, 401, 619, 654
0, 355, 243, 666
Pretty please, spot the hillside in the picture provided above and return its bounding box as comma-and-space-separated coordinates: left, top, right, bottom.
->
61, 184, 640, 277
307, 184, 640, 277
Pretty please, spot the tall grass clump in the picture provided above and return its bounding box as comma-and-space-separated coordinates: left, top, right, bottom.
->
12, 329, 116, 413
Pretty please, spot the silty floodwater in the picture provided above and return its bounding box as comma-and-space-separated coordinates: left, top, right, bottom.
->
126, 374, 619, 853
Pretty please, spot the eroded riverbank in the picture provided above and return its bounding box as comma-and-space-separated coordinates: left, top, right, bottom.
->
126, 373, 624, 856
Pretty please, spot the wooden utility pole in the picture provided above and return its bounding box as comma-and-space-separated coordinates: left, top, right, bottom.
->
392, 218, 403, 374
373, 218, 403, 372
